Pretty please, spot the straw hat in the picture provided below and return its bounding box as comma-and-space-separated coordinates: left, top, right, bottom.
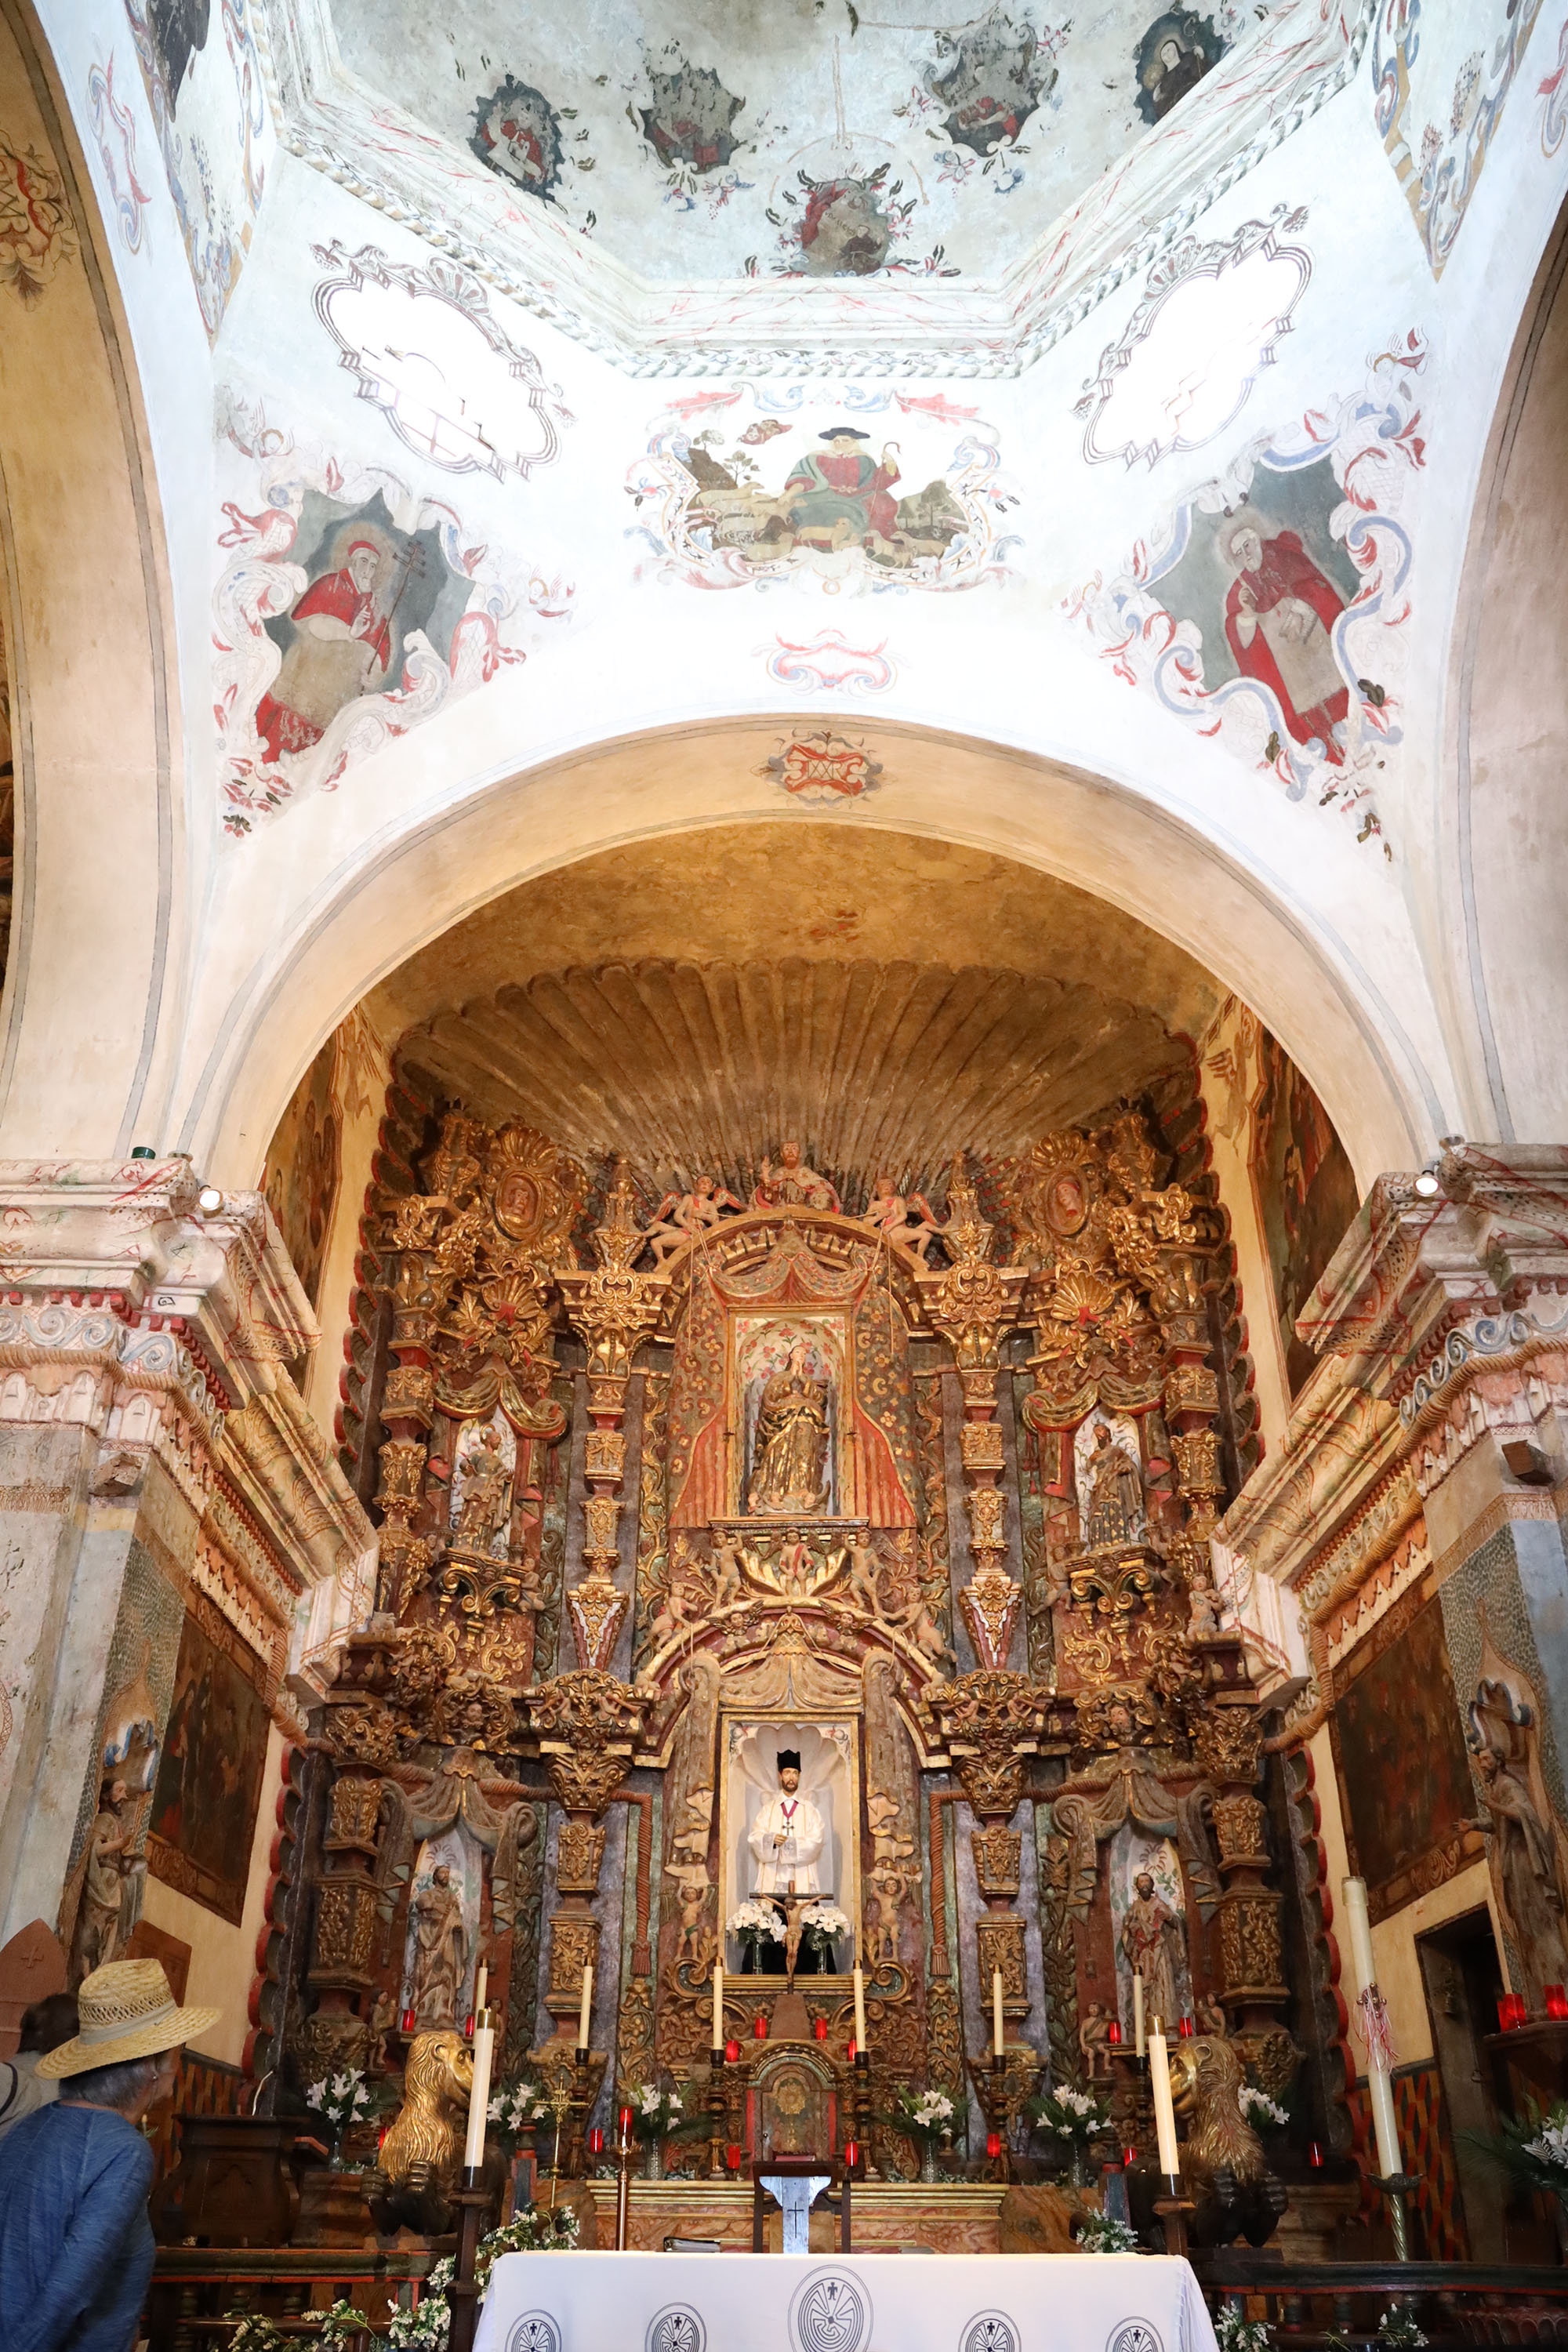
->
36, 1958, 220, 2079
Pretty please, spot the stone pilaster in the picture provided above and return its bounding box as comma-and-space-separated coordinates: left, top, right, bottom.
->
0, 1158, 375, 1955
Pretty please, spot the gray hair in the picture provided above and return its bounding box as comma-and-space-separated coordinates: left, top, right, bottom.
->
65, 2053, 165, 2113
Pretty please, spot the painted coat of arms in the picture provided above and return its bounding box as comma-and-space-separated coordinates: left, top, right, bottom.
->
762, 732, 884, 802
627, 386, 1019, 593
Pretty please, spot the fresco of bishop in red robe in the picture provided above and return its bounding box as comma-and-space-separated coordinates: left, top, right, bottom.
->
255, 536, 394, 765
1218, 518, 1351, 763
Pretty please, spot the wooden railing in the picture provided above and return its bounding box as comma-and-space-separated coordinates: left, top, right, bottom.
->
1193, 2252, 1568, 2345
144, 2248, 441, 2352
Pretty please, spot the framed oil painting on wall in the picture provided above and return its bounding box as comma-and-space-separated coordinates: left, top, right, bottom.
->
147, 1602, 271, 1926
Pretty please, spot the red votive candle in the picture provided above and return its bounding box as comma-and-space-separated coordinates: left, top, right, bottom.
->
986, 2132, 1003, 2161
1308, 2140, 1324, 2169
847, 2037, 857, 2061
463, 2014, 475, 2039
1107, 2020, 1123, 2046
1178, 2016, 1195, 2038
1123, 2145, 1138, 2169
1548, 1985, 1568, 2021
619, 2104, 634, 2136
588, 2126, 604, 2157
753, 2014, 768, 2040
814, 2017, 829, 2041
727, 2143, 743, 2171
401, 2008, 416, 2034
1499, 1994, 1526, 2031
844, 2139, 859, 2169
725, 2038, 741, 2063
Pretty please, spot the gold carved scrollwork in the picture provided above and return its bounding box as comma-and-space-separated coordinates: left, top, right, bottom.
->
975, 1913, 1028, 2005
972, 1828, 1022, 1900
525, 1670, 651, 1822
322, 1703, 402, 1769
1217, 1893, 1287, 1999
556, 1822, 608, 1893
547, 1912, 603, 2002
325, 1775, 384, 1852
935, 1671, 1045, 1820
1212, 1793, 1269, 1866
1192, 1704, 1263, 1788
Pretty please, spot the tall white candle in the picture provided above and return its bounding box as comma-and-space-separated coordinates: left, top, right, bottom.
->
853, 1965, 866, 2047
712, 1961, 724, 2048
474, 1962, 488, 2015
1133, 1971, 1145, 2058
1342, 1875, 1401, 2180
578, 1962, 593, 2051
992, 1969, 1004, 2058
1149, 2023, 1180, 2180
463, 2009, 494, 2173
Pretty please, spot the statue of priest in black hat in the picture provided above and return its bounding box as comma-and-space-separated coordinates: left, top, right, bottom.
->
747, 1747, 826, 1896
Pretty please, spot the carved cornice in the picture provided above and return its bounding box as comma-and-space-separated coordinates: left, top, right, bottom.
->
253, 0, 1370, 379
1222, 1149, 1568, 1624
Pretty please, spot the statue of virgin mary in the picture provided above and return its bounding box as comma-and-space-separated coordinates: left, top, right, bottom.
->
746, 1341, 832, 1515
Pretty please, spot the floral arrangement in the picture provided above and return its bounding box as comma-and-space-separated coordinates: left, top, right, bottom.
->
1216, 2303, 1273, 2352
1077, 2212, 1142, 2253
304, 2068, 373, 2132
383, 2209, 582, 2350
1376, 2309, 1427, 2349
227, 2303, 363, 2352
798, 1900, 851, 1956
1465, 2095, 1568, 2193
878, 2085, 956, 2146
628, 2080, 707, 2147
1238, 2085, 1290, 2129
728, 1899, 785, 1944
488, 2078, 550, 2154
1029, 2082, 1112, 2143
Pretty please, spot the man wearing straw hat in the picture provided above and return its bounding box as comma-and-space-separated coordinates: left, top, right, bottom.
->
0, 1956, 218, 2352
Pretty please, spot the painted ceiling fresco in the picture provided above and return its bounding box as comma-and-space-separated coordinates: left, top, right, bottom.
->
328, 0, 1268, 285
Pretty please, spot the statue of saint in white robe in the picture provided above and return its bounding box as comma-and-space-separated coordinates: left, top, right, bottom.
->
748, 1793, 826, 1896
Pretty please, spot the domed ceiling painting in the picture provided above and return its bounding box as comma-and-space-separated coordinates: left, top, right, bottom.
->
328, 0, 1251, 282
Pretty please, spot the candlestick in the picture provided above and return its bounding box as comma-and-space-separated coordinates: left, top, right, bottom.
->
853, 1965, 866, 2047
578, 1962, 594, 2053
463, 2005, 495, 2174
992, 1969, 1004, 2059
614, 2101, 635, 2250
712, 1961, 724, 2046
1149, 2022, 1180, 2183
707, 2043, 728, 2180
1342, 1875, 1401, 2183
1133, 1972, 1145, 2058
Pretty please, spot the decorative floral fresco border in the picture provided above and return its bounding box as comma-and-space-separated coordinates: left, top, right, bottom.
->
86, 53, 153, 260
125, 0, 269, 339
1373, 0, 1547, 278
1064, 329, 1428, 850
212, 387, 575, 838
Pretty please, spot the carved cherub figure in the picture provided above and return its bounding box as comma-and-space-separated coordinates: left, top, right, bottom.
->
1079, 2000, 1113, 2080
1186, 1576, 1225, 1641
860, 1173, 942, 1261
708, 1534, 746, 1611
667, 1862, 713, 1965
648, 1573, 704, 1654
645, 1173, 746, 1263
888, 1588, 956, 1671
843, 1533, 884, 1617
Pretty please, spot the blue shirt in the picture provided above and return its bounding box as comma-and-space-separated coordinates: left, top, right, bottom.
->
0, 2100, 156, 2352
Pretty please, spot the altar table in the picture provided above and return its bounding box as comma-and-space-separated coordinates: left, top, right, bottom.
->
473, 2249, 1220, 2352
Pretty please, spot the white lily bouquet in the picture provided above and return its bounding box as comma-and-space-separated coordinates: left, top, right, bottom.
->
798, 1900, 851, 1960
888, 2085, 956, 2146
728, 1898, 786, 1952
1029, 2082, 1112, 2143
488, 2077, 551, 2154
305, 2067, 373, 2132
1238, 2085, 1289, 2129
630, 2080, 688, 2144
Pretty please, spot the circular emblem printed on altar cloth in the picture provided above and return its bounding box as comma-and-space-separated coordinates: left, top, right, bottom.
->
962, 2316, 1021, 2352
506, 2319, 562, 2352
1108, 2323, 1163, 2352
789, 2270, 873, 2352
648, 2308, 707, 2352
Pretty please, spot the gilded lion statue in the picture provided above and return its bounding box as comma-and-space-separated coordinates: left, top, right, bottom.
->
368, 2028, 474, 2238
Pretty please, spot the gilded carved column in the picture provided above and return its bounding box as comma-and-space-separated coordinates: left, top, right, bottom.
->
554, 1163, 670, 1672
916, 1167, 1026, 1669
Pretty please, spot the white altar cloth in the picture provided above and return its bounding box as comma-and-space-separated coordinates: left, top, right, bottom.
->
473, 2249, 1219, 2352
